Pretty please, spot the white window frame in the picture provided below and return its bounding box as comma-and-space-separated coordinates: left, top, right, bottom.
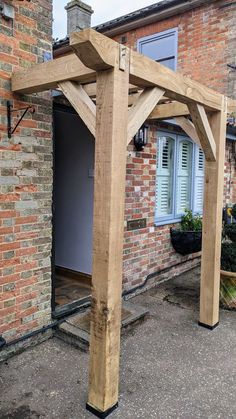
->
137, 27, 178, 71
155, 130, 205, 226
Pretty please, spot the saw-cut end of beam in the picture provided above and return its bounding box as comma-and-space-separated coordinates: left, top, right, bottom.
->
70, 28, 119, 71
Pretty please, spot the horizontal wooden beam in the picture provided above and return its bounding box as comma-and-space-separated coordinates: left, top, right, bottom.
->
148, 102, 189, 120
12, 54, 96, 94
188, 103, 216, 161
71, 29, 223, 111
13, 28, 225, 112
59, 81, 96, 137
127, 87, 165, 145
129, 49, 223, 111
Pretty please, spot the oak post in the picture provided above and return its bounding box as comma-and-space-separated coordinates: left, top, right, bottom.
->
87, 50, 129, 415
199, 97, 227, 329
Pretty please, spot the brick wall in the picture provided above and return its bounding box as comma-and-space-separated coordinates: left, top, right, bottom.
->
114, 0, 236, 291
0, 0, 53, 342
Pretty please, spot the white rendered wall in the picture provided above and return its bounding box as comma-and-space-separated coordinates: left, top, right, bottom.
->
54, 108, 94, 274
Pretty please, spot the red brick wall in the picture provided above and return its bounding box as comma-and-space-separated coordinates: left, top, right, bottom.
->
116, 0, 236, 292
0, 0, 53, 342
114, 0, 235, 95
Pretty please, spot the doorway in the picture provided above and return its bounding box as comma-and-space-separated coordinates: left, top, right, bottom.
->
52, 104, 94, 316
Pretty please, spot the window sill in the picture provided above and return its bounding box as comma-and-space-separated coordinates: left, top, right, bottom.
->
154, 218, 181, 227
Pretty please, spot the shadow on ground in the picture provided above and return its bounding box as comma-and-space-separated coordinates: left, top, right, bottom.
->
1, 267, 236, 419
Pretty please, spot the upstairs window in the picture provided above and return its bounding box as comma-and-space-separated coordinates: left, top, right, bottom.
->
155, 132, 205, 225
137, 28, 178, 70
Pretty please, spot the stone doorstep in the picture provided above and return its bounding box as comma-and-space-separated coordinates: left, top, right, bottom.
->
55, 302, 149, 351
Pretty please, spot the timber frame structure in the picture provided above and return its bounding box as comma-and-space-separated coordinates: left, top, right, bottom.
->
12, 29, 236, 418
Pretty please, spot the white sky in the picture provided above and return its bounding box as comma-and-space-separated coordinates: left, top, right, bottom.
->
53, 0, 158, 39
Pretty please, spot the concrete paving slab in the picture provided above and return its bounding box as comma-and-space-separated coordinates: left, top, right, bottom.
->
0, 267, 236, 419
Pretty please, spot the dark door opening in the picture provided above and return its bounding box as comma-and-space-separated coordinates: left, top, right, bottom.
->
52, 103, 94, 316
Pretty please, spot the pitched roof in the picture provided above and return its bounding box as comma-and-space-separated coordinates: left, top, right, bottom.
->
94, 0, 185, 33
54, 0, 211, 49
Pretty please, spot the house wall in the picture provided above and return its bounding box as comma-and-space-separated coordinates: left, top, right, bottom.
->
0, 0, 53, 342
111, 0, 236, 292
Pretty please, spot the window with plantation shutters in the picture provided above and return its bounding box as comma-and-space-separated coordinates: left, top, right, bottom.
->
193, 147, 205, 213
155, 132, 205, 225
156, 136, 175, 218
176, 139, 193, 215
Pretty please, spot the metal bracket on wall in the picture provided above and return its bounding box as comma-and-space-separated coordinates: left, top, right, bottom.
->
7, 100, 35, 139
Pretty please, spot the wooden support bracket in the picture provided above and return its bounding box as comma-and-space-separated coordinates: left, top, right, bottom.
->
58, 81, 96, 137
188, 103, 216, 161
175, 116, 201, 147
127, 87, 165, 145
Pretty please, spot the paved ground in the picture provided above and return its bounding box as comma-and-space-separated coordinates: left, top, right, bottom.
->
1, 267, 236, 419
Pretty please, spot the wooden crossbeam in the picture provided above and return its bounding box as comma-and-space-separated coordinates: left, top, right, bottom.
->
148, 102, 189, 120
188, 103, 216, 161
127, 87, 165, 145
59, 81, 96, 137
175, 117, 201, 147
13, 29, 224, 112
70, 29, 223, 111
12, 54, 96, 94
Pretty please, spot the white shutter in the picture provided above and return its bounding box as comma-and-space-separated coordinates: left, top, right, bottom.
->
193, 146, 205, 213
176, 140, 193, 214
156, 136, 174, 217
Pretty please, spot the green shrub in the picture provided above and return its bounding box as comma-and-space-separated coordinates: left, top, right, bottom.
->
180, 209, 202, 232
221, 243, 236, 273
224, 224, 236, 243
232, 204, 236, 220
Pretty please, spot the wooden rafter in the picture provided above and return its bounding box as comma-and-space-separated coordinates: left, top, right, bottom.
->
127, 87, 165, 145
59, 81, 96, 137
188, 103, 216, 161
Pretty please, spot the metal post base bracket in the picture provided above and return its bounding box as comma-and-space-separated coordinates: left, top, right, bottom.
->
198, 321, 219, 330
86, 403, 118, 418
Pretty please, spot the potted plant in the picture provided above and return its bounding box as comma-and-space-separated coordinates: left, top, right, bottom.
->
170, 209, 202, 256
220, 204, 236, 310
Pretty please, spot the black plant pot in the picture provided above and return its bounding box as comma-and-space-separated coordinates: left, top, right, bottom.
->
170, 228, 202, 256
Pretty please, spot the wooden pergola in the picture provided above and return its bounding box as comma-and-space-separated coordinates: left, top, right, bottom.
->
12, 29, 236, 418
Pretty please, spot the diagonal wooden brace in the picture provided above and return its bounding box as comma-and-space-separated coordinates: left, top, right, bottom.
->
188, 103, 216, 161
58, 81, 96, 137
127, 87, 165, 145
175, 116, 201, 147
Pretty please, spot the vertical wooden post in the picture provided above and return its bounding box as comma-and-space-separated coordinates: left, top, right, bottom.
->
199, 98, 227, 329
86, 49, 129, 417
